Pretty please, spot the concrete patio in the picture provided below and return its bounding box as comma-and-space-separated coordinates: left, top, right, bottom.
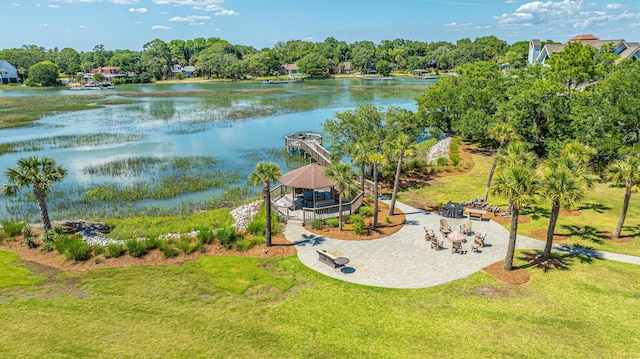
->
284, 201, 640, 289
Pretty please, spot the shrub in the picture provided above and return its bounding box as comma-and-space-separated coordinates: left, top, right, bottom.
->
53, 235, 70, 254
233, 236, 265, 252
106, 241, 125, 258
2, 220, 23, 237
270, 214, 282, 235
92, 245, 106, 256
40, 230, 58, 252
216, 226, 237, 250
157, 239, 179, 258
64, 236, 90, 261
94, 255, 105, 265
385, 215, 392, 224
350, 214, 366, 235
325, 218, 339, 228
436, 157, 449, 166
247, 219, 266, 236
197, 227, 215, 245
358, 206, 374, 217
310, 219, 323, 230
144, 237, 158, 250
176, 235, 196, 255
125, 238, 146, 258
22, 224, 37, 249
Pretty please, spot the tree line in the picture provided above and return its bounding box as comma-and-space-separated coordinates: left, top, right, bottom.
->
320, 42, 639, 269
0, 35, 529, 85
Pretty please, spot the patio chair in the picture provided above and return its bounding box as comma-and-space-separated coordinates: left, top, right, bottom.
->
424, 227, 436, 240
451, 240, 463, 255
439, 218, 451, 234
459, 220, 472, 235
474, 233, 486, 247
430, 236, 443, 250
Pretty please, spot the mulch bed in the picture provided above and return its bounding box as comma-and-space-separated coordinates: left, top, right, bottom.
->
484, 212, 531, 224
530, 229, 570, 242
1, 232, 296, 273
523, 252, 567, 270
482, 261, 531, 285
304, 201, 406, 241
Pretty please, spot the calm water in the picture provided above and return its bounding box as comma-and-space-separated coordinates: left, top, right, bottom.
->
0, 78, 429, 220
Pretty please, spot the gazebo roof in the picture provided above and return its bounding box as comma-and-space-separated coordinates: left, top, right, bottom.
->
279, 163, 334, 189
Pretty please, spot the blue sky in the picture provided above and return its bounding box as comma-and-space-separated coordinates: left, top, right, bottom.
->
3, 0, 640, 52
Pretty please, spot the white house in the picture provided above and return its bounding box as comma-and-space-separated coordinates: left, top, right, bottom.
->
0, 60, 19, 84
528, 34, 640, 65
171, 64, 195, 78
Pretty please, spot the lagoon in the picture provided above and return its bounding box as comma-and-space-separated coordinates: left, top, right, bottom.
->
0, 78, 430, 221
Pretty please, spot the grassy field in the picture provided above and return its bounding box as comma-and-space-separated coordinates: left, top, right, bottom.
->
397, 148, 640, 256
0, 250, 639, 358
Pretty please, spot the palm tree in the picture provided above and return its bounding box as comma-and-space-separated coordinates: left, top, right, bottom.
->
1, 156, 67, 232
492, 165, 539, 271
367, 152, 386, 228
386, 133, 416, 216
560, 141, 596, 167
539, 156, 591, 260
484, 122, 517, 202
352, 142, 372, 194
324, 162, 357, 231
248, 162, 282, 247
494, 141, 537, 214
607, 156, 640, 238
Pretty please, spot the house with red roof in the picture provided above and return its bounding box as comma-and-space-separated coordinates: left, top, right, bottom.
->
528, 34, 640, 65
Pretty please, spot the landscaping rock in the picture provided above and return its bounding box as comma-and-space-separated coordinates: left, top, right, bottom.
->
230, 200, 262, 231
426, 137, 452, 164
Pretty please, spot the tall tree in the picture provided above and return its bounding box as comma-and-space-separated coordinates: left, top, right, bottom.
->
492, 165, 539, 270
324, 162, 357, 231
484, 122, 517, 201
607, 156, 640, 238
385, 132, 415, 216
367, 152, 386, 228
25, 61, 59, 87
248, 162, 282, 247
539, 156, 591, 260
1, 156, 67, 232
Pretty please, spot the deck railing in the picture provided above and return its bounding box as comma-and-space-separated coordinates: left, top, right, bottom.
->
301, 191, 364, 225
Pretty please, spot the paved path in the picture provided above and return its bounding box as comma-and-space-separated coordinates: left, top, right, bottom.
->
284, 201, 640, 289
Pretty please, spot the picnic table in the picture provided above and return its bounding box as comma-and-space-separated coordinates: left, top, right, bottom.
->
465, 208, 487, 221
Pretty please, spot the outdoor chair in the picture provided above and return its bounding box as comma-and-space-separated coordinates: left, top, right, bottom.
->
474, 233, 486, 247
439, 218, 451, 234
424, 227, 436, 240
430, 236, 443, 250
451, 240, 463, 255
459, 220, 472, 235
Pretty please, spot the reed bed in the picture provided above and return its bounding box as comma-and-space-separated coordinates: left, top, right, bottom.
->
0, 133, 144, 155
0, 95, 106, 128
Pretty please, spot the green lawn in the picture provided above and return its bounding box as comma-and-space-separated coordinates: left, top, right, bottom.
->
397, 151, 640, 256
0, 252, 639, 358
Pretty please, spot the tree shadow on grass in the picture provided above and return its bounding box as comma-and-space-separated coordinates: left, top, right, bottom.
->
519, 244, 603, 272
578, 202, 612, 213
520, 205, 551, 220
560, 224, 606, 244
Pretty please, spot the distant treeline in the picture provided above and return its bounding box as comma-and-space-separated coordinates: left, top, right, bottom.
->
0, 36, 531, 82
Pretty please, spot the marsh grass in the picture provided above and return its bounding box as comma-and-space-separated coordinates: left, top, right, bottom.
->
0, 133, 144, 155
0, 94, 106, 128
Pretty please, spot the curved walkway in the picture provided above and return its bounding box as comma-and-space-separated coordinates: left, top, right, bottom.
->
284, 201, 640, 289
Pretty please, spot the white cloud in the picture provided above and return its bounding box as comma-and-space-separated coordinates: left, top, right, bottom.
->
40, 24, 48, 27
79, 25, 88, 28
443, 21, 473, 28
169, 15, 211, 22
151, 25, 171, 30
494, 0, 640, 30
134, 21, 143, 24
49, 4, 60, 8
152, 0, 224, 5
129, 7, 148, 13
215, 9, 238, 16
55, 0, 139, 4
188, 22, 205, 26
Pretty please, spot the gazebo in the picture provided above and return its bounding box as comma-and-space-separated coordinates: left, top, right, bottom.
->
278, 163, 336, 209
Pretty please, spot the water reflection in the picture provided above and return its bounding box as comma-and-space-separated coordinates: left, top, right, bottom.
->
0, 79, 425, 220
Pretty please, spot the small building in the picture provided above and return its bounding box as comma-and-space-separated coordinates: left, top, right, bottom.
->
279, 63, 298, 75
0, 60, 19, 84
171, 64, 195, 78
528, 34, 640, 65
85, 66, 128, 82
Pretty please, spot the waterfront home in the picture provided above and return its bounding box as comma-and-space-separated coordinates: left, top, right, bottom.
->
0, 60, 19, 84
529, 34, 640, 65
